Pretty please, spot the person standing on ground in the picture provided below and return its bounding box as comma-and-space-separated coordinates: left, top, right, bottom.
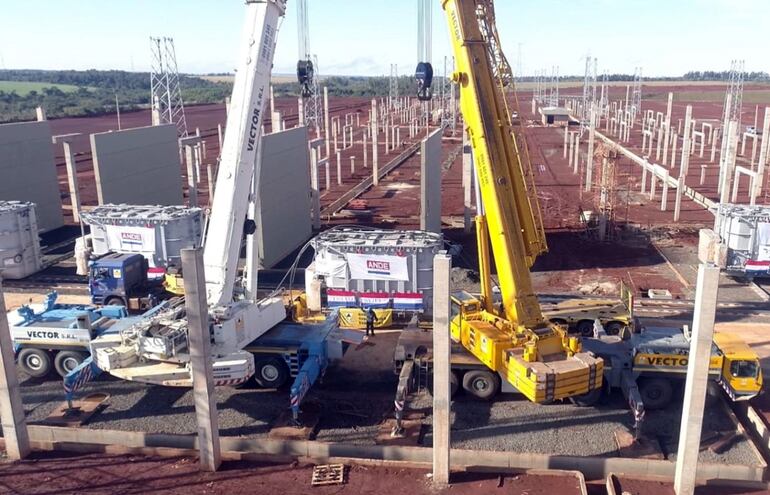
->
365, 307, 378, 337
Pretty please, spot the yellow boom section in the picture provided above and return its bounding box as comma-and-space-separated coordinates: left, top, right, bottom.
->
442, 0, 603, 402
443, 0, 544, 327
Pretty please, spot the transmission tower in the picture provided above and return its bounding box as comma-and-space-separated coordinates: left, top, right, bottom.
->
548, 66, 559, 107
723, 59, 745, 128
389, 64, 400, 109
440, 56, 456, 130
296, 0, 321, 133
631, 66, 643, 121
150, 37, 188, 137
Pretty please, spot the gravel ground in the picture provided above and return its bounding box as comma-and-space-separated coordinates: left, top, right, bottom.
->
15, 330, 763, 468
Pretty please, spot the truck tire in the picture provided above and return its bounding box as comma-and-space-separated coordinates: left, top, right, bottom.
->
605, 321, 625, 336
462, 370, 499, 400
576, 320, 594, 337
105, 296, 125, 307
254, 357, 290, 389
18, 348, 52, 378
639, 378, 673, 409
569, 387, 603, 407
54, 351, 89, 377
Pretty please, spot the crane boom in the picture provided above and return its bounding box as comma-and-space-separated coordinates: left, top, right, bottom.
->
442, 0, 603, 403
204, 0, 286, 305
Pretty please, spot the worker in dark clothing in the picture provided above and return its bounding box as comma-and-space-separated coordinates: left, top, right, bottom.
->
365, 307, 378, 337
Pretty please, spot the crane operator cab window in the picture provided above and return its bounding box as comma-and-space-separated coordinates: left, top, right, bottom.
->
730, 359, 760, 379
451, 291, 481, 319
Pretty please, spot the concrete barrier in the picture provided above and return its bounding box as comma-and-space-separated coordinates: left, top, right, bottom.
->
16, 425, 768, 482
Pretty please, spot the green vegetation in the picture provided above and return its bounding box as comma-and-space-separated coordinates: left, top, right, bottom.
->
0, 81, 81, 96
2, 68, 768, 123
0, 69, 231, 123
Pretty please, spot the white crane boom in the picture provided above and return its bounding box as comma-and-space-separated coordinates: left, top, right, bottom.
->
204, 0, 287, 306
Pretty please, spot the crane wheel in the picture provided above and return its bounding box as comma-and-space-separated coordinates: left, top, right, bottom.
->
605, 321, 625, 336
639, 378, 673, 409
254, 357, 289, 389
18, 348, 53, 378
104, 297, 125, 307
569, 387, 603, 407
54, 351, 89, 377
462, 370, 500, 401
576, 320, 595, 337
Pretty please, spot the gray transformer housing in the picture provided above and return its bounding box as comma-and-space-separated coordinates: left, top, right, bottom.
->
0, 201, 43, 279
305, 228, 444, 315
714, 203, 770, 276
82, 204, 204, 268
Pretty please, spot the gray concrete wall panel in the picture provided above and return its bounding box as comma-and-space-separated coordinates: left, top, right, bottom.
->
256, 127, 312, 268
90, 125, 183, 206
0, 121, 64, 231
420, 129, 442, 234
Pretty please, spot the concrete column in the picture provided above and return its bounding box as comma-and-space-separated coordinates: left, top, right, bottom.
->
586, 105, 596, 192
217, 124, 224, 153
649, 170, 656, 201
700, 165, 707, 186
181, 248, 221, 472
363, 135, 369, 168
563, 126, 569, 159
674, 177, 684, 222
573, 135, 580, 174
656, 127, 663, 161
324, 158, 330, 191
674, 264, 719, 495
350, 156, 356, 174
680, 106, 693, 180
310, 149, 321, 230
432, 252, 452, 487
206, 164, 215, 206
710, 134, 718, 163
336, 151, 342, 186
298, 98, 305, 127
324, 87, 331, 160
641, 159, 648, 194
59, 140, 82, 224
568, 132, 575, 171
35, 106, 46, 121
420, 130, 442, 234
670, 133, 678, 169
720, 121, 739, 204
662, 93, 673, 164
372, 100, 380, 186
661, 169, 669, 211
184, 145, 199, 208
755, 108, 770, 198
0, 281, 30, 460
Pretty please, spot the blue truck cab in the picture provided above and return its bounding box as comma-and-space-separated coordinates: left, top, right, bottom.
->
89, 253, 162, 311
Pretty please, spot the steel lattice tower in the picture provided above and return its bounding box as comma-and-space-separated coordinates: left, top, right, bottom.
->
723, 59, 745, 128
297, 0, 321, 133
599, 71, 609, 115
150, 37, 188, 137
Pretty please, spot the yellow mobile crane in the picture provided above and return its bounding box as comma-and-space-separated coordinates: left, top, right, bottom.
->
439, 0, 603, 403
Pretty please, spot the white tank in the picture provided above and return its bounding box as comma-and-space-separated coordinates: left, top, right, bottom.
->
726, 214, 753, 252
82, 204, 203, 268
0, 201, 43, 279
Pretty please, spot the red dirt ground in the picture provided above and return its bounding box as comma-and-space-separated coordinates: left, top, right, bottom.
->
0, 452, 585, 495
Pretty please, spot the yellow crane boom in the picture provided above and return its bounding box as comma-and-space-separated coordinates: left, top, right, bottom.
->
442, 0, 603, 402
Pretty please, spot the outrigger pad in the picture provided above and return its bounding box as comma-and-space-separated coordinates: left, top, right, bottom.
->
40, 393, 110, 427
613, 428, 664, 460
268, 401, 321, 440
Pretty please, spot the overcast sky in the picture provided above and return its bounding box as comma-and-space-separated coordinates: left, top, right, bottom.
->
0, 0, 767, 77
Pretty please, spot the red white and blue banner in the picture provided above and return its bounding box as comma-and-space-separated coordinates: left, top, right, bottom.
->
345, 253, 409, 282
359, 292, 391, 308
745, 260, 770, 274
393, 292, 424, 311
105, 226, 156, 253
327, 289, 357, 308
147, 267, 166, 280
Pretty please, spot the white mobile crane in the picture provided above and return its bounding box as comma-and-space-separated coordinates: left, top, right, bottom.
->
66, 2, 356, 420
